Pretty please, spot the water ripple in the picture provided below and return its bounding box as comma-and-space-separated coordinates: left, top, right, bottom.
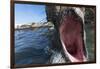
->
15, 28, 52, 65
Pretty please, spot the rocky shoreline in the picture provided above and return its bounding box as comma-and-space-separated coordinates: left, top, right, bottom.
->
15, 22, 54, 30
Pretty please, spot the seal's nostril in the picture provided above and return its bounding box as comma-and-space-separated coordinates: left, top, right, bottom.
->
62, 8, 77, 17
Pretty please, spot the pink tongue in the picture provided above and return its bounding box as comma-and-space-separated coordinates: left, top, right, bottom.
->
62, 36, 84, 61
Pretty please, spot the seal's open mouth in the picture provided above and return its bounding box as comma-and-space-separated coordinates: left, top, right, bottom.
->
59, 9, 87, 62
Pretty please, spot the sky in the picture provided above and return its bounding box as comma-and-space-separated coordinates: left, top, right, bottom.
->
15, 4, 47, 25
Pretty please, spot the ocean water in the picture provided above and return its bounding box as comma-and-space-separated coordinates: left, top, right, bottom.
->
15, 28, 52, 65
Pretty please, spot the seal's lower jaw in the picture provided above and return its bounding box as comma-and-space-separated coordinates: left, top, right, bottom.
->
61, 39, 87, 62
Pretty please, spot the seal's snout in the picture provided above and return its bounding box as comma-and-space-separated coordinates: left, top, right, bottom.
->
61, 8, 77, 17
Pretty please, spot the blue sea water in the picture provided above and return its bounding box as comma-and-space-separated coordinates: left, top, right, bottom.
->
15, 28, 52, 65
